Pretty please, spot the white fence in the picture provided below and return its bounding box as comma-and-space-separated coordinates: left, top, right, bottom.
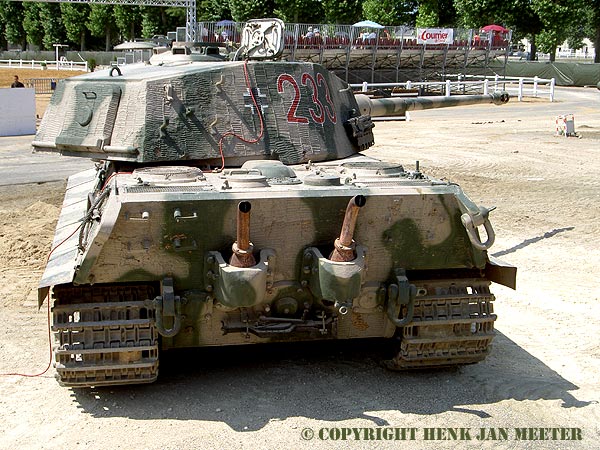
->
0, 59, 88, 71
352, 75, 555, 102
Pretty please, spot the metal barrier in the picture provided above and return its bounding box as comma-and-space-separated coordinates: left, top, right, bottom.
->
197, 21, 510, 83
23, 78, 58, 94
447, 75, 555, 102
352, 75, 555, 102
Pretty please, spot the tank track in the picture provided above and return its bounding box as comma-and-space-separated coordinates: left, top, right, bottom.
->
386, 278, 496, 369
51, 285, 158, 387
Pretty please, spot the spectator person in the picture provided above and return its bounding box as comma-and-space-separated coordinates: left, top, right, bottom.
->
313, 29, 323, 43
11, 75, 24, 88
221, 29, 231, 40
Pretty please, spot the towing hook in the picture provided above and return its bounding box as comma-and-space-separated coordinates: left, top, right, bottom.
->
149, 277, 182, 337
334, 301, 350, 315
386, 270, 416, 327
461, 206, 496, 251
153, 296, 182, 337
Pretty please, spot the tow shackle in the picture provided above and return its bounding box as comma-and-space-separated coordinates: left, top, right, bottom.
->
461, 206, 496, 251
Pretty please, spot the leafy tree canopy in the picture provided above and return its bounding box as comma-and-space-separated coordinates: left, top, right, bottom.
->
362, 0, 417, 26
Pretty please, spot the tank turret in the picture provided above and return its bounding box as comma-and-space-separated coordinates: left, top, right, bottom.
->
33, 18, 508, 169
36, 19, 516, 388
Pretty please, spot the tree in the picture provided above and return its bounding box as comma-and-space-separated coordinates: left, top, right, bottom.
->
88, 4, 117, 51
274, 0, 324, 24
532, 0, 584, 62
40, 3, 66, 50
322, 0, 362, 24
591, 0, 600, 63
140, 6, 161, 39
0, 17, 6, 51
61, 3, 89, 51
22, 3, 44, 49
454, 0, 542, 59
415, 0, 455, 27
454, 0, 586, 62
0, 1, 27, 50
416, 0, 438, 27
197, 0, 231, 21
229, 0, 275, 22
114, 5, 142, 41
571, 0, 600, 63
362, 0, 417, 26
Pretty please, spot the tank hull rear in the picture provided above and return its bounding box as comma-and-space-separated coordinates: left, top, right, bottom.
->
42, 157, 514, 386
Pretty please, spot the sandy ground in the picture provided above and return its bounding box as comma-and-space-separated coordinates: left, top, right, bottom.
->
0, 67, 86, 119
0, 87, 599, 449
0, 67, 86, 86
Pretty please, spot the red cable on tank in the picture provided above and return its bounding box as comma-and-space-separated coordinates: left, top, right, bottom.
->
214, 60, 265, 171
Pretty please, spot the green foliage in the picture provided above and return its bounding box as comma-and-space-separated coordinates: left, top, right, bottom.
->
416, 0, 439, 27
274, 0, 324, 23
0, 23, 5, 51
454, 0, 495, 28
437, 0, 456, 26
362, 0, 417, 26
531, 0, 583, 59
22, 3, 44, 49
113, 5, 142, 41
87, 4, 116, 51
60, 3, 89, 50
140, 6, 161, 39
198, 0, 231, 21
88, 5, 112, 37
87, 58, 97, 72
563, 0, 598, 62
165, 7, 187, 27
40, 3, 66, 50
0, 1, 26, 49
229, 0, 275, 22
322, 0, 362, 24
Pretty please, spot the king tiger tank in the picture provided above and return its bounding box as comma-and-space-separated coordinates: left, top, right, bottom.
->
34, 19, 516, 387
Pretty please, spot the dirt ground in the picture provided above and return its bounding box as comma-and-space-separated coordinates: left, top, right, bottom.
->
0, 67, 86, 119
0, 67, 86, 86
0, 87, 599, 449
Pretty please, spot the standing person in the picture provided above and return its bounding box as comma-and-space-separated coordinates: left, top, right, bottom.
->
11, 75, 25, 88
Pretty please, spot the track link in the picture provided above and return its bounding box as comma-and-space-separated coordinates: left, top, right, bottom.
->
52, 285, 158, 387
386, 278, 496, 369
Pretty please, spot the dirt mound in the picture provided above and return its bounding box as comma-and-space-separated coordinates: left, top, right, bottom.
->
0, 201, 59, 269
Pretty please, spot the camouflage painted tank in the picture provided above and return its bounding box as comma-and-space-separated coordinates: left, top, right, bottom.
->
34, 19, 516, 387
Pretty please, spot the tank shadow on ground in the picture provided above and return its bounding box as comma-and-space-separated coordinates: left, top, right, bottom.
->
492, 227, 575, 258
70, 330, 590, 430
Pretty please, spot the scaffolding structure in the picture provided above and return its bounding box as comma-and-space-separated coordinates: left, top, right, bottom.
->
3, 3, 511, 82
198, 21, 512, 83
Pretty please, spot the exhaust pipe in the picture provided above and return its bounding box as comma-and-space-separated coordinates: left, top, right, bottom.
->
330, 195, 366, 262
230, 201, 256, 268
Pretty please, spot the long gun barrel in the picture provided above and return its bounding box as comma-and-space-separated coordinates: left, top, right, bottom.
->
355, 91, 509, 118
